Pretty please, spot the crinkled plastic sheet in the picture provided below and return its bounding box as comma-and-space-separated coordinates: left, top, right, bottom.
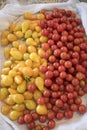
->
0, 0, 87, 130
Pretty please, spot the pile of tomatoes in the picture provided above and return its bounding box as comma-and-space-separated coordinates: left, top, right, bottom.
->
0, 8, 87, 130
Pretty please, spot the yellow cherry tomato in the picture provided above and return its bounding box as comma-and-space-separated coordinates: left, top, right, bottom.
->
9, 69, 17, 77
4, 47, 10, 59
34, 38, 40, 45
35, 77, 44, 91
1, 105, 12, 115
25, 59, 33, 67
25, 100, 36, 110
23, 53, 30, 60
33, 90, 42, 101
24, 12, 32, 20
12, 94, 24, 104
14, 75, 23, 84
32, 62, 40, 68
32, 68, 39, 77
1, 75, 13, 87
18, 43, 27, 54
36, 13, 45, 20
40, 36, 48, 43
9, 23, 16, 32
4, 96, 15, 105
17, 81, 27, 93
12, 104, 25, 112
10, 50, 23, 60
4, 60, 12, 68
8, 88, 17, 94
15, 31, 23, 39
27, 45, 36, 53
38, 48, 45, 57
0, 88, 9, 101
1, 30, 9, 38
30, 52, 40, 62
7, 33, 17, 42
25, 30, 32, 38
41, 58, 47, 66
12, 41, 20, 48
36, 105, 48, 115
14, 24, 22, 32
9, 110, 23, 120
22, 20, 30, 33
26, 38, 34, 46
23, 91, 33, 100
32, 31, 38, 39
35, 26, 42, 32
1, 67, 10, 75
1, 38, 9, 46
21, 66, 33, 77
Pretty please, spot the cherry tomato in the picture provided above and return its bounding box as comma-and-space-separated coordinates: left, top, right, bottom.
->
64, 110, 73, 119
55, 99, 63, 108
78, 104, 86, 114
47, 110, 55, 120
56, 112, 64, 120
48, 120, 56, 129
18, 116, 25, 124
24, 114, 32, 123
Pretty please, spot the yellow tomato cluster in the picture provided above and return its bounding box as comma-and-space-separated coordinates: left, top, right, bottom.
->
0, 12, 49, 121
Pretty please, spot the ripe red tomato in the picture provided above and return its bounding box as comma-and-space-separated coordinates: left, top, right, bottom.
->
67, 93, 74, 99
27, 83, 36, 93
55, 99, 63, 108
45, 71, 53, 79
61, 94, 67, 102
24, 114, 32, 123
43, 126, 50, 130
75, 97, 82, 105
70, 104, 78, 111
39, 66, 47, 73
48, 120, 56, 129
64, 110, 73, 119
41, 43, 49, 51
45, 79, 52, 87
47, 110, 55, 120
49, 55, 56, 63
27, 122, 35, 129
41, 29, 49, 36
37, 97, 45, 105
51, 83, 59, 91
32, 112, 39, 120
56, 112, 64, 120
78, 104, 86, 114
18, 116, 25, 124
66, 84, 74, 92
39, 115, 47, 123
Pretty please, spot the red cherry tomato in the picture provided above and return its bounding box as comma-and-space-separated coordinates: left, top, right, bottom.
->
64, 110, 73, 119
24, 114, 32, 123
78, 104, 86, 114
56, 112, 64, 120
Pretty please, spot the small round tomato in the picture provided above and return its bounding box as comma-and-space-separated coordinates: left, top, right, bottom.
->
27, 83, 36, 92
39, 115, 47, 123
37, 97, 45, 105
64, 110, 73, 119
78, 104, 86, 114
18, 116, 25, 124
24, 114, 32, 123
70, 104, 78, 112
48, 120, 56, 129
56, 112, 64, 120
47, 110, 55, 120
55, 99, 63, 108
32, 112, 39, 120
